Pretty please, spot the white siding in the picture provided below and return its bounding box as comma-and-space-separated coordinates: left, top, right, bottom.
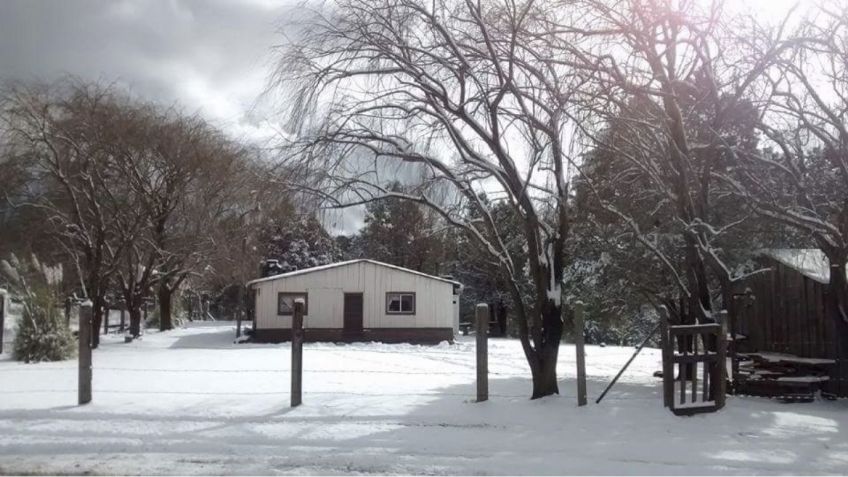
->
253, 261, 456, 330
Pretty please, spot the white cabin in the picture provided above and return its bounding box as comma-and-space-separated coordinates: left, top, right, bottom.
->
246, 259, 461, 343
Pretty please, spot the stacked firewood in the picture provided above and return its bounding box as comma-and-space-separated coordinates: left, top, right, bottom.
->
736, 352, 835, 401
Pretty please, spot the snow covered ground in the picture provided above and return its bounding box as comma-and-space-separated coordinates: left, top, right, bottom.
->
1, 323, 847, 475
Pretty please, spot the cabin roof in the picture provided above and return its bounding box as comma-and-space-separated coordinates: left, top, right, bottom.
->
246, 259, 462, 288
761, 248, 846, 284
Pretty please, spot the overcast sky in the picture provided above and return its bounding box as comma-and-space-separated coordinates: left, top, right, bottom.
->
0, 0, 296, 144
0, 0, 801, 236
0, 0, 370, 234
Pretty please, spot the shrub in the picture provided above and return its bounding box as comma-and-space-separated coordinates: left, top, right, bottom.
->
1, 254, 75, 363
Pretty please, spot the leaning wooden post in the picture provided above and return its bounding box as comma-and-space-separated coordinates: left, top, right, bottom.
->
659, 306, 673, 409
0, 288, 6, 355
476, 303, 488, 402
574, 302, 588, 406
78, 302, 93, 405
291, 299, 304, 407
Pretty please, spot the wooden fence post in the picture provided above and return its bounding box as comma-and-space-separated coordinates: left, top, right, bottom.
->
476, 303, 488, 402
0, 289, 6, 355
659, 305, 673, 408
291, 299, 304, 407
78, 302, 93, 405
574, 302, 588, 406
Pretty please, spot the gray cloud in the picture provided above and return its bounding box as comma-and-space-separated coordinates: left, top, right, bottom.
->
0, 0, 294, 142
0, 0, 368, 234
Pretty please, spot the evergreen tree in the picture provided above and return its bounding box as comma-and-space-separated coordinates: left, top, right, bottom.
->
358, 183, 445, 275
260, 215, 341, 273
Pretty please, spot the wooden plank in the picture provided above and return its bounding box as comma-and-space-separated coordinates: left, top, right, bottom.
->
803, 278, 812, 356
680, 333, 687, 405
672, 354, 718, 363
716, 314, 728, 409
476, 303, 488, 403
691, 333, 699, 403
78, 303, 92, 405
574, 302, 587, 407
775, 264, 784, 351
765, 263, 775, 350
670, 324, 722, 335
0, 290, 5, 355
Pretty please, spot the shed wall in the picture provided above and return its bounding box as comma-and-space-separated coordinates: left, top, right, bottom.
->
253, 261, 456, 331
737, 258, 848, 397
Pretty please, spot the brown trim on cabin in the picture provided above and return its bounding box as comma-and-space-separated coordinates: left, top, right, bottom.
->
253, 327, 453, 345
278, 292, 308, 316
385, 291, 416, 315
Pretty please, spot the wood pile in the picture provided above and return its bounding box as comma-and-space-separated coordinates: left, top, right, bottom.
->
736, 352, 835, 402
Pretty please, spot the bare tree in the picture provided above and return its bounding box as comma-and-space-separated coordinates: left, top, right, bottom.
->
275, 0, 579, 397
0, 81, 129, 347
115, 110, 251, 331
563, 0, 788, 325
734, 2, 848, 322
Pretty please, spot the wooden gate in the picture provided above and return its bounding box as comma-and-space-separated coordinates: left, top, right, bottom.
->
660, 308, 727, 416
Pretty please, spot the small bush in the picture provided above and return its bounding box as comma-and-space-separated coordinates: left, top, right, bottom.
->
1, 254, 75, 363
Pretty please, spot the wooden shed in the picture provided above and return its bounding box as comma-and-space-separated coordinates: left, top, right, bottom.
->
735, 249, 848, 397
246, 259, 461, 344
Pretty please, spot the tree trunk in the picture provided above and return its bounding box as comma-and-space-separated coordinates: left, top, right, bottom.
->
530, 344, 560, 399
158, 285, 173, 331
529, 304, 563, 399
129, 306, 142, 337
90, 295, 104, 349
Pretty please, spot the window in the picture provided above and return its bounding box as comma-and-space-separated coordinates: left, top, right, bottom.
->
386, 292, 415, 314
278, 292, 308, 316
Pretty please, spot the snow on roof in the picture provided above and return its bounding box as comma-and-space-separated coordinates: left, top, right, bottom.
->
761, 248, 846, 284
246, 259, 462, 288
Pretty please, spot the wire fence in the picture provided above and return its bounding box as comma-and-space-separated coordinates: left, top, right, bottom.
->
0, 363, 662, 401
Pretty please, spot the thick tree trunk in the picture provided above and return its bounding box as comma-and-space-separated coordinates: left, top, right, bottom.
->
530, 344, 560, 399
158, 285, 173, 331
129, 307, 142, 337
528, 304, 564, 399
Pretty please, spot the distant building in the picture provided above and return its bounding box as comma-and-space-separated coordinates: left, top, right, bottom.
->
247, 259, 461, 344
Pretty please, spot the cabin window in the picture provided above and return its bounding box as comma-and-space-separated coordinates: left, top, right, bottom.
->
278, 292, 308, 316
386, 292, 415, 314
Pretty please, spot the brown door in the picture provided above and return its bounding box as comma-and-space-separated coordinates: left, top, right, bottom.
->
343, 293, 364, 334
